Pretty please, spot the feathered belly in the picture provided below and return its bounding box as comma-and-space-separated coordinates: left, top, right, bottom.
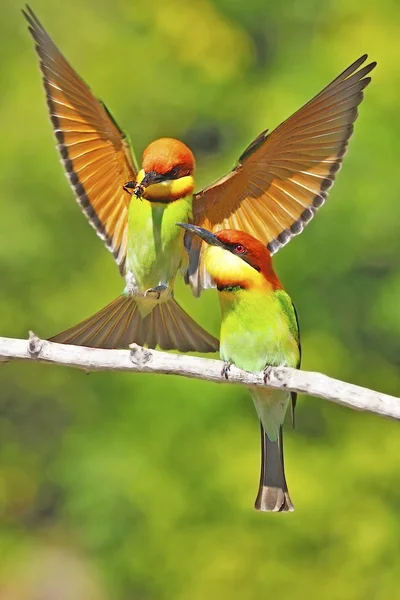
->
126, 241, 182, 291
125, 196, 191, 294
220, 312, 299, 371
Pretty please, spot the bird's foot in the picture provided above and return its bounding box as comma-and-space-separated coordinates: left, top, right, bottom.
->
144, 284, 168, 300
263, 365, 273, 384
221, 361, 232, 379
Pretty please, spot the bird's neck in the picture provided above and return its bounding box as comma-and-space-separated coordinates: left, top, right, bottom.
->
128, 193, 193, 241
137, 169, 195, 202
217, 282, 274, 314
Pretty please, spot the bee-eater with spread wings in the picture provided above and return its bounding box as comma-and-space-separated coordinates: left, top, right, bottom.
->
24, 7, 218, 352
179, 224, 300, 512
23, 6, 375, 350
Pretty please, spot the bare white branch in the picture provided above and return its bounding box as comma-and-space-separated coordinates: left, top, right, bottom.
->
0, 334, 399, 421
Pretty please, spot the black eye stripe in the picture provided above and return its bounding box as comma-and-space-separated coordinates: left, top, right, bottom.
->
163, 167, 180, 179
223, 242, 260, 272
163, 166, 192, 180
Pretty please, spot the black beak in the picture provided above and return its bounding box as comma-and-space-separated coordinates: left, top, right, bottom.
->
176, 223, 224, 247
124, 171, 164, 198
140, 171, 164, 187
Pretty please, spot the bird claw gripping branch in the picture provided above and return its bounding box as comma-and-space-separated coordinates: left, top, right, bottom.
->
263, 366, 274, 385
221, 361, 232, 379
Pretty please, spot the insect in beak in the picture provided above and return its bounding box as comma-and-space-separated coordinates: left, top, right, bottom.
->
123, 180, 144, 199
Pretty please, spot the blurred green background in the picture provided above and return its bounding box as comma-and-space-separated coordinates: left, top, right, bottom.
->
1, 0, 399, 598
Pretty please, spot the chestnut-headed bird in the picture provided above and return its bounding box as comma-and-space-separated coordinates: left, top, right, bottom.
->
23, 6, 375, 350
23, 8, 218, 352
178, 224, 300, 512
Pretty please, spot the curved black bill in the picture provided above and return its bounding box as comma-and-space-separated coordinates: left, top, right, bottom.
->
124, 171, 165, 198
176, 223, 223, 247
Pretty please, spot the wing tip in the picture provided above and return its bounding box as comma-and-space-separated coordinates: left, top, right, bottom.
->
23, 4, 47, 43
346, 54, 377, 76
22, 4, 35, 24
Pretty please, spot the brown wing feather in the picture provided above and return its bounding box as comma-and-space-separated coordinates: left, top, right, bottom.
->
189, 55, 376, 294
23, 6, 137, 274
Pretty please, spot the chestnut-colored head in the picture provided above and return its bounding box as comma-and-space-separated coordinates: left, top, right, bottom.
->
177, 224, 282, 291
134, 138, 195, 202
142, 138, 195, 176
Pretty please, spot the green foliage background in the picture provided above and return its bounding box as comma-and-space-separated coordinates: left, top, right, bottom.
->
1, 0, 399, 598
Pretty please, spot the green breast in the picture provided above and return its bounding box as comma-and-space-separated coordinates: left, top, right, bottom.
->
219, 288, 300, 372
126, 195, 192, 291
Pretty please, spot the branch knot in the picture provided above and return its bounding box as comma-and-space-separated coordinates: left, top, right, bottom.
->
28, 331, 43, 357
129, 343, 152, 367
0, 335, 398, 421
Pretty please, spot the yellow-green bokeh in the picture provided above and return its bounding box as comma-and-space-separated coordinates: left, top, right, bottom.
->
1, 0, 399, 598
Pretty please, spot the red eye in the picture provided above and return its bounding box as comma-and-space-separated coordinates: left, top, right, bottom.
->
235, 244, 245, 254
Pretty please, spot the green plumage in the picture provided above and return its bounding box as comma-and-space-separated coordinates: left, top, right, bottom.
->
219, 287, 300, 373
219, 285, 299, 440
126, 194, 193, 293
50, 194, 219, 353
218, 283, 300, 511
219, 286, 300, 440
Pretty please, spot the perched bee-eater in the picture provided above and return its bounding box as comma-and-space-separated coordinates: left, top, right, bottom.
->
179, 223, 300, 512
23, 6, 375, 350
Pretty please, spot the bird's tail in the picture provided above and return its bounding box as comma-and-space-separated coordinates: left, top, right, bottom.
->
255, 423, 294, 512
49, 295, 219, 353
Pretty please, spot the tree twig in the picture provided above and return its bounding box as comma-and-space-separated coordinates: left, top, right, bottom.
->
0, 334, 399, 421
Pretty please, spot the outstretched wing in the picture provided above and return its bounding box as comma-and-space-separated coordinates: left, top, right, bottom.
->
188, 55, 376, 294
23, 6, 138, 274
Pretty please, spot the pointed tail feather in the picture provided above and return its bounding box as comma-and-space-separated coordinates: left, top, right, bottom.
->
49, 295, 219, 353
151, 296, 219, 352
255, 424, 294, 512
